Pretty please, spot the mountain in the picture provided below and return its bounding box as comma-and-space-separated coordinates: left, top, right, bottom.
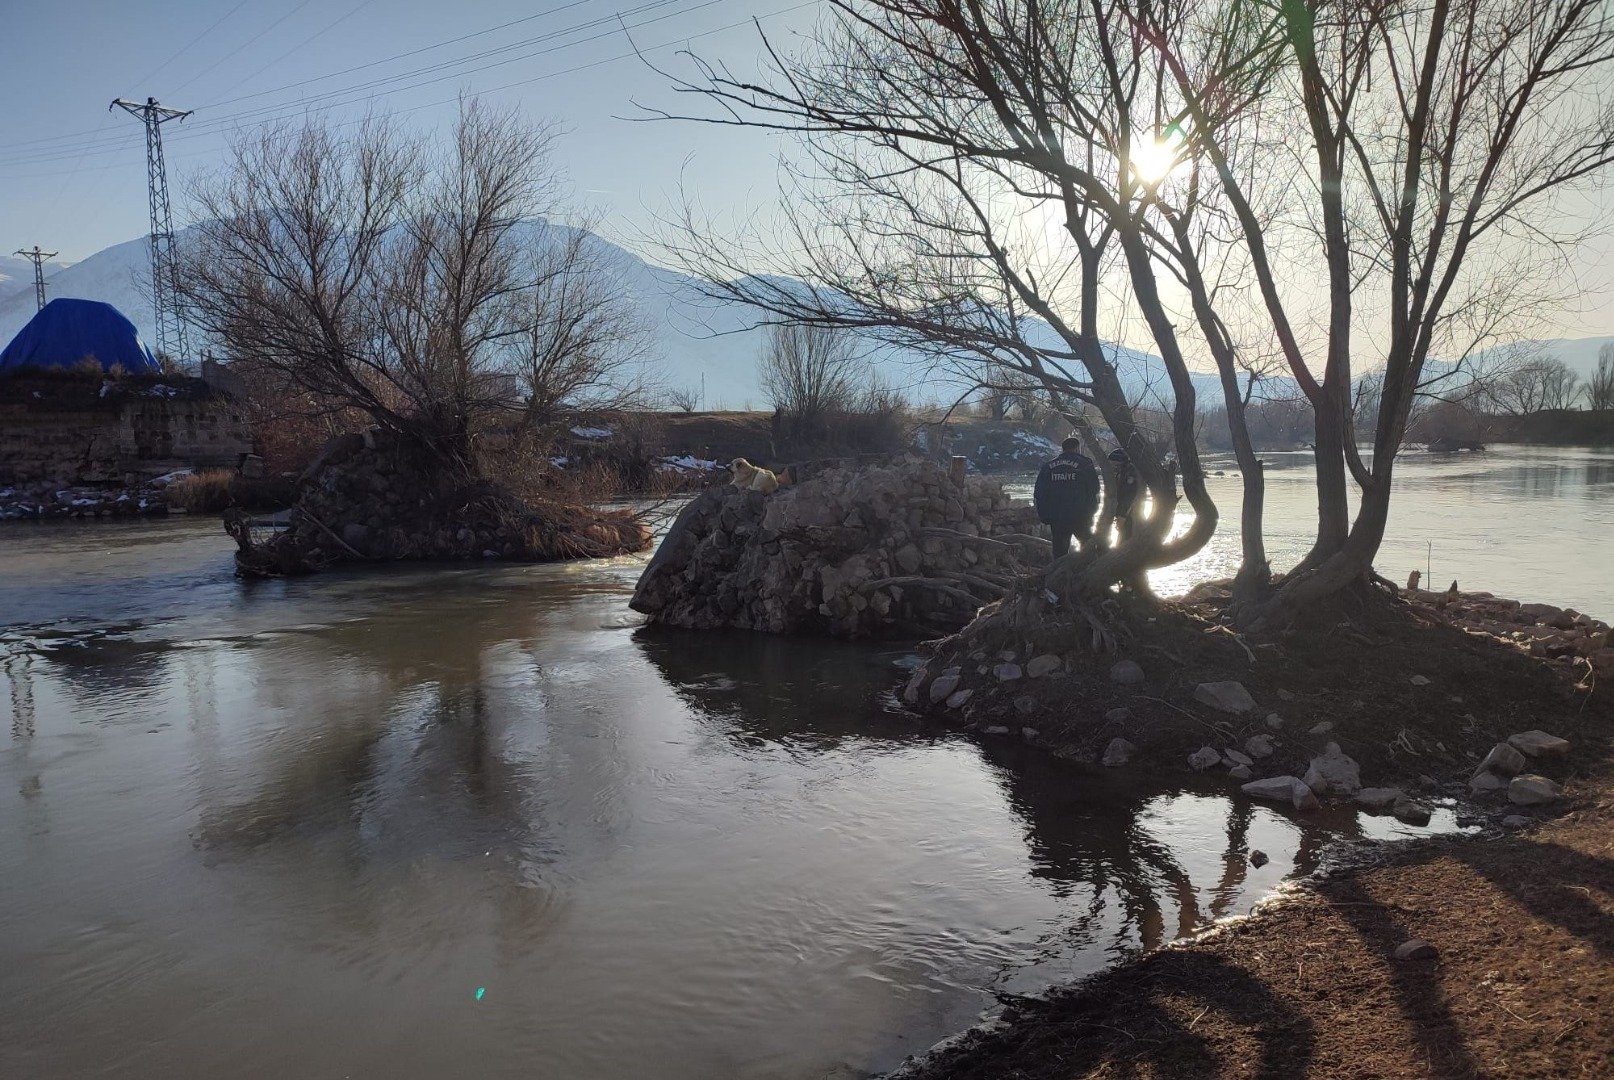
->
0, 250, 74, 309
0, 222, 1219, 408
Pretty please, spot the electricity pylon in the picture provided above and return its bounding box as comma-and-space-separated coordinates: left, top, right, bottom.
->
110, 97, 192, 360
12, 246, 57, 311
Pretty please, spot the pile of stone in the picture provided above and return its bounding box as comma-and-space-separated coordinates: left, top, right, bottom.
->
0, 481, 170, 520
1408, 590, 1613, 677
1466, 729, 1570, 806
229, 429, 650, 576
630, 456, 1043, 638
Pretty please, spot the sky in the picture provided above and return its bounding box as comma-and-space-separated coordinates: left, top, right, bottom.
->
0, 0, 819, 262
1, 0, 1611, 344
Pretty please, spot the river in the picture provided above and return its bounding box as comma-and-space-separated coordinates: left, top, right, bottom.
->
2, 444, 1606, 1078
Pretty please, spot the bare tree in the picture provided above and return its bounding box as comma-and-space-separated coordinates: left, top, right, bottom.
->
760, 323, 863, 425
180, 102, 644, 470
1587, 344, 1614, 410
665, 385, 701, 412
1484, 354, 1582, 414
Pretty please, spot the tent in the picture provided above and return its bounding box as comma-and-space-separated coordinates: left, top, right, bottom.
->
0, 298, 161, 375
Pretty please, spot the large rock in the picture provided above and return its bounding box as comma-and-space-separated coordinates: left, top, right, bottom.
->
1507, 730, 1570, 758
1479, 742, 1528, 777
928, 671, 961, 704
1244, 734, 1276, 759
1302, 742, 1361, 796
1355, 787, 1405, 812
1508, 775, 1562, 806
1194, 681, 1256, 715
1102, 737, 1136, 767
1109, 659, 1145, 685
1189, 745, 1222, 771
1026, 654, 1063, 679
1469, 770, 1508, 796
630, 457, 1039, 639
1242, 776, 1318, 809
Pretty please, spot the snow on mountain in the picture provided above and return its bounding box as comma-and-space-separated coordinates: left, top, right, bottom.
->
0, 221, 1225, 408
0, 251, 74, 309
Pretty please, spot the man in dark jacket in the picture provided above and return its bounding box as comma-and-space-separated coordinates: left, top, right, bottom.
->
1034, 437, 1101, 557
1109, 447, 1140, 542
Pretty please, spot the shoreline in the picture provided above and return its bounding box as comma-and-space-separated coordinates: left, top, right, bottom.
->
887, 771, 1614, 1078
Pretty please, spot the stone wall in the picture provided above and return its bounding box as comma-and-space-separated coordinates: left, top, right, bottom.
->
630, 456, 1045, 638
0, 374, 253, 485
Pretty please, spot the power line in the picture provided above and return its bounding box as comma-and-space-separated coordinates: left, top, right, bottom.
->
109, 98, 193, 360
1, 0, 717, 168
11, 246, 59, 311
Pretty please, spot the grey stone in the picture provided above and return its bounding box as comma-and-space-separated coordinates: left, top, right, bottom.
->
1194, 680, 1256, 715
1479, 742, 1528, 777
982, 725, 1011, 736
1501, 815, 1533, 829
1292, 781, 1320, 811
902, 667, 927, 705
1249, 849, 1269, 868
1104, 707, 1131, 723
1392, 798, 1432, 826
1223, 748, 1254, 767
928, 673, 961, 704
993, 663, 1023, 682
1308, 720, 1334, 735
1393, 939, 1437, 961
1102, 737, 1136, 767
1355, 787, 1405, 811
1189, 745, 1222, 771
1469, 770, 1507, 795
1026, 654, 1063, 679
1013, 695, 1039, 715
1020, 727, 1040, 740
1229, 764, 1253, 781
1303, 742, 1362, 796
1264, 713, 1285, 731
1109, 659, 1145, 685
1507, 730, 1570, 758
894, 544, 922, 574
1508, 774, 1562, 806
1275, 689, 1295, 701
1244, 734, 1276, 759
1409, 674, 1432, 686
945, 689, 974, 709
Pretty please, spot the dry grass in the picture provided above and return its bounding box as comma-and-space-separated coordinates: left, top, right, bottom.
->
166, 469, 238, 512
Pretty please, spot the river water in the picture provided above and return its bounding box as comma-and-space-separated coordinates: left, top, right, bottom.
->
3, 444, 1604, 1079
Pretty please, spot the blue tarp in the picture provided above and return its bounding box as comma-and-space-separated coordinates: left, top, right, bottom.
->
0, 299, 161, 375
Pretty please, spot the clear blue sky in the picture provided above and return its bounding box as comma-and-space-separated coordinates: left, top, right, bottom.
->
0, 0, 819, 261
3, 0, 1610, 339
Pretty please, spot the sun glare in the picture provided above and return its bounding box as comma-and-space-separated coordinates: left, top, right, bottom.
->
1129, 136, 1178, 186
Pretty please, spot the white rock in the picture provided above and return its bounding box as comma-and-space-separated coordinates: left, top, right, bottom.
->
1194, 680, 1256, 714
1508, 774, 1561, 806
981, 725, 1011, 736
1109, 660, 1145, 685
1479, 742, 1527, 777
1102, 737, 1136, 767
1355, 787, 1405, 811
1189, 745, 1222, 771
1242, 776, 1300, 801
1409, 674, 1431, 686
1309, 721, 1334, 735
1026, 654, 1063, 678
1303, 742, 1362, 796
1507, 730, 1570, 758
1020, 727, 1039, 739
1244, 734, 1275, 759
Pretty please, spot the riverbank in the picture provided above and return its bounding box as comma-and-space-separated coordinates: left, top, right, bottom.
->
893, 768, 1614, 1078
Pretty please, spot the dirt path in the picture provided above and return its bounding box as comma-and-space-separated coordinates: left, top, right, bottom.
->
894, 779, 1614, 1079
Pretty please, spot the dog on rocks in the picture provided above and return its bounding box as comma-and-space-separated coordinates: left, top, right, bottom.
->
729, 457, 781, 495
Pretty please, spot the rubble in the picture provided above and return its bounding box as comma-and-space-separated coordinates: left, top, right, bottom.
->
631, 456, 1042, 638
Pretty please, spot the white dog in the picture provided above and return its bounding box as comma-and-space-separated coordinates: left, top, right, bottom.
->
729, 457, 781, 495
